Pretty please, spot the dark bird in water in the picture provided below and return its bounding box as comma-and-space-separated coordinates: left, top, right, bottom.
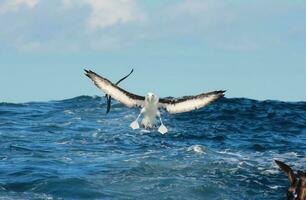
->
105, 69, 134, 114
275, 160, 306, 200
85, 69, 225, 134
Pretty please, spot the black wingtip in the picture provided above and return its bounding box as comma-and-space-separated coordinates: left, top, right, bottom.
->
214, 90, 226, 94
274, 160, 284, 167
84, 69, 94, 78
214, 90, 226, 97
275, 160, 292, 173
217, 90, 226, 94
275, 160, 284, 165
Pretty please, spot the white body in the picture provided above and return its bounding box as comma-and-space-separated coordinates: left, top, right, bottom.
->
141, 93, 160, 128
130, 93, 167, 134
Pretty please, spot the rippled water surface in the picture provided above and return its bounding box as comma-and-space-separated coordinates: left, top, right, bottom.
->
0, 96, 305, 199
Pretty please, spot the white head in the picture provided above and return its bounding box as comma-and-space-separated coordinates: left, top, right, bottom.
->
145, 92, 159, 104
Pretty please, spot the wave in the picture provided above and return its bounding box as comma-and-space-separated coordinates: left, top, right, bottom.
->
0, 96, 305, 199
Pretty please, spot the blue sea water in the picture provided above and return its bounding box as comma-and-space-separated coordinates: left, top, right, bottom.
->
0, 96, 305, 200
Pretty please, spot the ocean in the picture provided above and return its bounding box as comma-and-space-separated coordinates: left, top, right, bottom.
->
0, 96, 305, 199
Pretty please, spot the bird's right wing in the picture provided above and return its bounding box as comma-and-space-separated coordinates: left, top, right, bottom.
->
275, 160, 296, 184
85, 69, 145, 108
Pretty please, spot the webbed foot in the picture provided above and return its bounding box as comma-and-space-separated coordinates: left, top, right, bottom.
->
130, 120, 140, 129
158, 124, 168, 134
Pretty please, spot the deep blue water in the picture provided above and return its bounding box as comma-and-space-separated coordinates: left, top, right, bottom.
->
0, 96, 305, 200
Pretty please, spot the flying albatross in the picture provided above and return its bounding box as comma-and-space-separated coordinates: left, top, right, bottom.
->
85, 69, 225, 134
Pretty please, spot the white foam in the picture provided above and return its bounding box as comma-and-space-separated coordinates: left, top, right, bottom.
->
124, 114, 135, 119
261, 169, 279, 175
64, 110, 74, 115
187, 145, 205, 154
55, 140, 70, 145
140, 129, 151, 133
269, 185, 282, 190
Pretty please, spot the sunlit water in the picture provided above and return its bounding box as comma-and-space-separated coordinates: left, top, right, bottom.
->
0, 96, 305, 199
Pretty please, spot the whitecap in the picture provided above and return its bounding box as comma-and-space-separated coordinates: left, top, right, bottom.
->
55, 140, 70, 145
283, 152, 299, 157
64, 110, 74, 115
140, 129, 151, 133
269, 185, 282, 190
58, 121, 72, 127
187, 145, 205, 154
124, 114, 135, 119
261, 169, 279, 175
63, 156, 72, 161
217, 149, 243, 158
0, 185, 6, 191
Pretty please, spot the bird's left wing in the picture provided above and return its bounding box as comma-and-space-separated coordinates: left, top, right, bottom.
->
275, 160, 297, 184
159, 90, 225, 114
85, 69, 145, 108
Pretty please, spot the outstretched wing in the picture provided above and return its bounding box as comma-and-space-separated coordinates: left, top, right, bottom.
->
275, 160, 297, 184
85, 69, 144, 108
159, 90, 225, 114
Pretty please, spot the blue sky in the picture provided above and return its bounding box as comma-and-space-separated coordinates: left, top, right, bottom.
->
0, 0, 306, 103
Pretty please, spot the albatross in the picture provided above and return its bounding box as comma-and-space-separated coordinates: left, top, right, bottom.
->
85, 69, 225, 134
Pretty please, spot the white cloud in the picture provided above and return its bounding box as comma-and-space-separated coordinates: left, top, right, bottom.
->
170, 0, 212, 17
167, 0, 233, 28
0, 0, 304, 53
86, 0, 144, 29
1, 0, 144, 29
14, 36, 42, 52
62, 0, 72, 8
0, 0, 39, 14
62, 0, 145, 29
0, 0, 146, 52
